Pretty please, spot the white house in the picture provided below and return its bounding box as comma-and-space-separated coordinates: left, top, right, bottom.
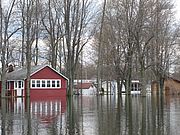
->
102, 80, 141, 94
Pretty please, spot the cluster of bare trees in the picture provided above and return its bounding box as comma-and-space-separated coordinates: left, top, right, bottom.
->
0, 0, 97, 97
95, 0, 179, 95
0, 0, 179, 97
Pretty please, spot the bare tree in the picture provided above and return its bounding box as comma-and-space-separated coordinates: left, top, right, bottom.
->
63, 0, 96, 96
33, 0, 41, 66
18, 0, 36, 97
150, 0, 177, 94
41, 0, 64, 69
97, 0, 107, 93
0, 0, 20, 97
132, 0, 155, 96
93, 0, 177, 96
103, 0, 136, 94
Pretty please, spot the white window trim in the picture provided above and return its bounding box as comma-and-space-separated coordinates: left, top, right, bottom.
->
7, 81, 11, 90
31, 79, 61, 89
14, 80, 24, 89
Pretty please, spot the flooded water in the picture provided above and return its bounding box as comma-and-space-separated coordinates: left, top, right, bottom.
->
0, 95, 180, 135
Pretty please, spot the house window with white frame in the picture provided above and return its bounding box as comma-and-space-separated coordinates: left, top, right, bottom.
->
32, 80, 35, 88
47, 80, 51, 87
42, 80, 46, 87
31, 79, 61, 88
14, 80, 24, 89
52, 80, 55, 87
57, 80, 60, 87
6, 81, 11, 90
37, 80, 40, 87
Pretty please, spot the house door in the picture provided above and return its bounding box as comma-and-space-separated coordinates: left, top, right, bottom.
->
14, 81, 24, 97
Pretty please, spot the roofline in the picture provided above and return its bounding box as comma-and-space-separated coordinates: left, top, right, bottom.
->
30, 65, 69, 81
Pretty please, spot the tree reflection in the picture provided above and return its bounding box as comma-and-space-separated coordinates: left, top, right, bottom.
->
25, 97, 32, 135
141, 97, 146, 135
1, 98, 6, 135
0, 95, 179, 134
125, 95, 132, 134
116, 95, 122, 134
66, 97, 75, 135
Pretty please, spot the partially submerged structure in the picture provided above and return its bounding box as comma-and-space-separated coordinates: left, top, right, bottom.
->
0, 65, 68, 98
151, 78, 180, 95
102, 80, 141, 94
74, 82, 96, 95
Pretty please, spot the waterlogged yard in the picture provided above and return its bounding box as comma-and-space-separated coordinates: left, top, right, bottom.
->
0, 95, 180, 135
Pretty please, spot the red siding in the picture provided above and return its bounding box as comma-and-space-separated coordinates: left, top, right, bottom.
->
25, 66, 67, 98
30, 89, 66, 99
31, 66, 67, 88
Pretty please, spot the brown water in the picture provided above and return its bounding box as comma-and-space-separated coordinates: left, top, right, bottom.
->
0, 95, 180, 135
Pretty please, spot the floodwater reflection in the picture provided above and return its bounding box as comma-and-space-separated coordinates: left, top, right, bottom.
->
0, 95, 180, 135
0, 97, 66, 135
71, 95, 180, 135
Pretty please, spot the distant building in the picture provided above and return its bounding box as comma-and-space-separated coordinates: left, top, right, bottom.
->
151, 78, 180, 95
74, 82, 96, 95
102, 80, 141, 94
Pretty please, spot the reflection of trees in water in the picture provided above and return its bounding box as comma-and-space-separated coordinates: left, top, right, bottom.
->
1, 99, 6, 135
0, 95, 179, 134
64, 95, 177, 135
0, 98, 65, 135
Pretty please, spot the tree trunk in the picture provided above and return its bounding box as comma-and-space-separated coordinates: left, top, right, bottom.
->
116, 77, 122, 95
126, 51, 133, 95
140, 67, 146, 96
159, 77, 164, 95
97, 0, 106, 93
0, 0, 6, 98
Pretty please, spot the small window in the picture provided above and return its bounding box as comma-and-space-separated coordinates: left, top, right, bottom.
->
47, 80, 50, 87
18, 81, 22, 88
22, 81, 24, 88
37, 80, 40, 87
15, 81, 17, 89
131, 84, 134, 91
6, 82, 10, 90
57, 80, 60, 87
52, 80, 55, 87
134, 83, 137, 91
32, 80, 35, 88
42, 80, 46, 87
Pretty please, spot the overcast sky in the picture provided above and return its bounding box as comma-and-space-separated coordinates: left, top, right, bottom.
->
175, 0, 180, 20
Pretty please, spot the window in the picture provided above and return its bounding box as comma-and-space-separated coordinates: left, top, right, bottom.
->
18, 81, 21, 88
32, 80, 35, 88
52, 81, 55, 87
57, 80, 60, 87
6, 81, 11, 90
15, 81, 17, 89
14, 81, 24, 89
42, 80, 46, 87
21, 82, 24, 88
134, 83, 137, 91
31, 79, 61, 88
36, 80, 40, 87
131, 83, 140, 91
47, 80, 51, 87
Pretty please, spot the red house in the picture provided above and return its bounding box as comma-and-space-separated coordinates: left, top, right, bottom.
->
0, 65, 68, 98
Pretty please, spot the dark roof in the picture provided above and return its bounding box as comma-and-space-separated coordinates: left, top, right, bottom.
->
75, 83, 93, 90
5, 65, 68, 81
6, 65, 44, 80
167, 77, 180, 83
